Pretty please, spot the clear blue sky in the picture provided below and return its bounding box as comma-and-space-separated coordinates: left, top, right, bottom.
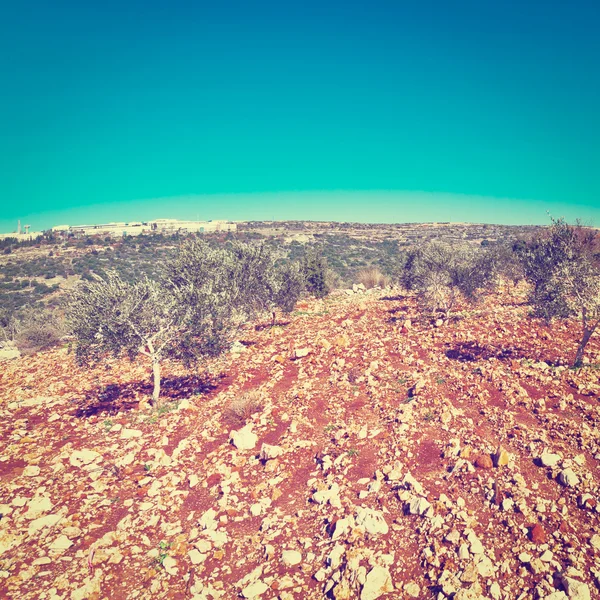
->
1, 0, 599, 231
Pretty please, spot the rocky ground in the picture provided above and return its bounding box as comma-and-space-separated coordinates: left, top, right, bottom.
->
1, 285, 599, 600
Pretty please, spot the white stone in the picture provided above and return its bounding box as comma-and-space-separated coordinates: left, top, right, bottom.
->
467, 531, 485, 555
120, 429, 143, 440
540, 453, 561, 467
0, 345, 20, 361
259, 444, 283, 461
241, 580, 269, 598
230, 425, 258, 451
361, 566, 393, 600
445, 530, 460, 545
327, 544, 345, 569
355, 507, 389, 535
561, 576, 591, 600
49, 535, 73, 552
558, 468, 580, 488
28, 514, 62, 535
331, 517, 352, 541
402, 472, 423, 495
23, 465, 41, 477
489, 582, 502, 600
25, 496, 53, 519
188, 549, 206, 565
69, 449, 101, 467
189, 474, 199, 488
519, 552, 532, 563
404, 582, 420, 597
476, 555, 495, 577
294, 348, 310, 358
199, 509, 218, 531
407, 497, 431, 516
313, 483, 342, 508
282, 550, 302, 566
162, 555, 178, 576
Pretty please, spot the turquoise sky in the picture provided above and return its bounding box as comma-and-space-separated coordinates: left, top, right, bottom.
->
1, 0, 599, 231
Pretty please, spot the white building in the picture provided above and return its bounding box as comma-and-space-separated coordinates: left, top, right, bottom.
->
59, 218, 237, 238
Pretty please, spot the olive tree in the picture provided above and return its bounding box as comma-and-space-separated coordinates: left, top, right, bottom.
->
522, 218, 600, 366
227, 242, 304, 325
401, 241, 496, 317
67, 239, 304, 405
299, 249, 330, 298
66, 272, 191, 404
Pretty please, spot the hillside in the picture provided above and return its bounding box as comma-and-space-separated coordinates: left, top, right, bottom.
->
1, 285, 599, 600
0, 221, 541, 322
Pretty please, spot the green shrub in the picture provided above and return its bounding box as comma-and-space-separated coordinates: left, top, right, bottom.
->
300, 250, 329, 298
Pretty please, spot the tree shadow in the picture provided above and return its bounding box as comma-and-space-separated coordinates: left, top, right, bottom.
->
386, 306, 409, 315
254, 319, 291, 332
380, 295, 410, 302
444, 341, 526, 362
73, 373, 223, 418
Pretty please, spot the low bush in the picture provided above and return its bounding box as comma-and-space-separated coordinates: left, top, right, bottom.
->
223, 390, 263, 427
357, 267, 390, 289
12, 308, 65, 354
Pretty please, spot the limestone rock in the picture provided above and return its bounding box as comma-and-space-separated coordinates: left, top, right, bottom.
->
188, 549, 207, 565
282, 550, 302, 566
540, 453, 561, 467
231, 425, 258, 451
361, 566, 393, 600
355, 507, 389, 535
241, 580, 269, 598
558, 468, 580, 488
493, 445, 510, 467
407, 497, 431, 516
28, 513, 63, 535
23, 465, 41, 477
561, 576, 591, 600
49, 535, 73, 552
259, 444, 283, 461
25, 496, 53, 519
162, 555, 178, 576
120, 428, 143, 440
0, 342, 20, 361
404, 582, 420, 597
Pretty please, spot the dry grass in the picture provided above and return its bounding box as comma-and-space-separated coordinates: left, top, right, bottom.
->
357, 267, 390, 289
222, 390, 264, 427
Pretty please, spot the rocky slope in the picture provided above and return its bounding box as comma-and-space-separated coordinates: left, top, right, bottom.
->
1, 285, 599, 600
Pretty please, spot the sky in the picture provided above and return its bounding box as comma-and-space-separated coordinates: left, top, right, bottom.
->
1, 0, 599, 232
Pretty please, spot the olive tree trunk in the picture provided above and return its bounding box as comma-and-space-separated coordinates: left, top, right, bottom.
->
574, 325, 596, 368
152, 358, 161, 404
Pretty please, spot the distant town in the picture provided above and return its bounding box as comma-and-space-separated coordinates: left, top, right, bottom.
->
0, 218, 237, 242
